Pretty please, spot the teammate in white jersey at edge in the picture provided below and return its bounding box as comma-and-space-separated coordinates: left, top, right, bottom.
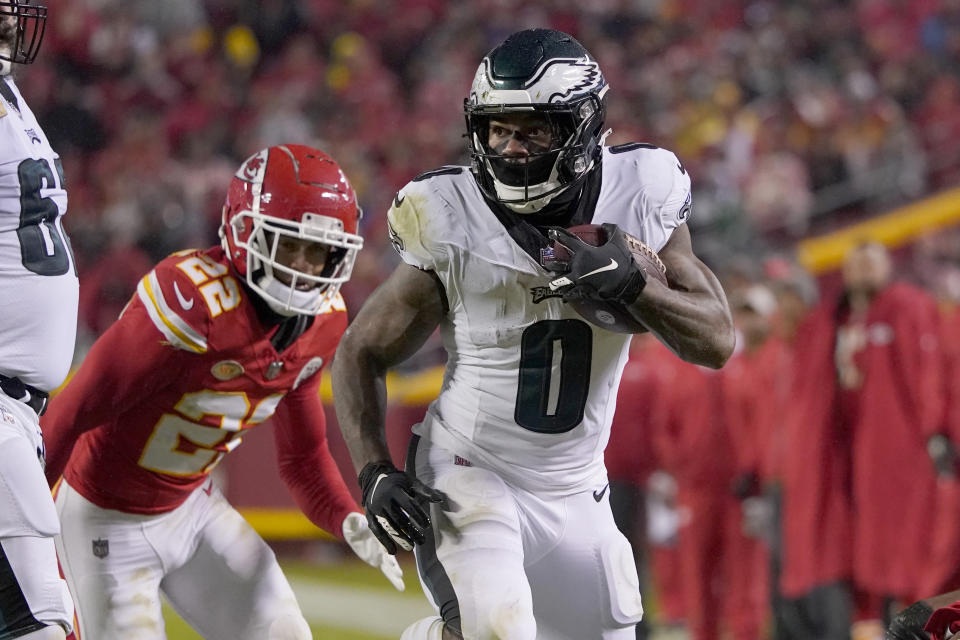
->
333, 29, 735, 640
0, 2, 77, 639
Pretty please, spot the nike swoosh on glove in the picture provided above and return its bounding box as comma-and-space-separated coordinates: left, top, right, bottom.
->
358, 461, 446, 554
547, 223, 646, 304
342, 511, 405, 591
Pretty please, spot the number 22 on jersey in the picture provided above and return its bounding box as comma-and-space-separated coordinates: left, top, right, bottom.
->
175, 252, 241, 317
139, 391, 283, 476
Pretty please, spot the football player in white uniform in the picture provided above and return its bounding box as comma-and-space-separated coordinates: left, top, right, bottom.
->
333, 29, 734, 640
0, 2, 77, 639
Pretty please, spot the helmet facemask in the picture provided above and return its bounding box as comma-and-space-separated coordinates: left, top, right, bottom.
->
0, 0, 47, 69
227, 210, 362, 317
220, 145, 364, 318
466, 93, 607, 213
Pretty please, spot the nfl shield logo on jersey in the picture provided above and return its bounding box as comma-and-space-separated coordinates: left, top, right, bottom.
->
92, 538, 109, 559
211, 360, 244, 381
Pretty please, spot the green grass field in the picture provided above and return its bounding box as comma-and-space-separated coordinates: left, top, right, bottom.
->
162, 552, 432, 639
160, 547, 681, 639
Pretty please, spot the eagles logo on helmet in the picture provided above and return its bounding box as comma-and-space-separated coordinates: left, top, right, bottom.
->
0, 0, 46, 68
464, 28, 610, 214
219, 144, 364, 316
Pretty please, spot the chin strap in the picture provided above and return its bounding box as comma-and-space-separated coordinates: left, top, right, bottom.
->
497, 128, 611, 215
256, 273, 322, 316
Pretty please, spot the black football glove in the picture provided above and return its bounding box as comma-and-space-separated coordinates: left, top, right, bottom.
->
358, 461, 446, 555
546, 223, 646, 304
887, 601, 934, 640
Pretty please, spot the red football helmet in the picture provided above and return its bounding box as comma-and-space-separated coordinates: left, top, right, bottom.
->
220, 144, 363, 316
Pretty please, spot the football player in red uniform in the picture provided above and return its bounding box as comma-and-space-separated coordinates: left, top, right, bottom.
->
41, 145, 402, 640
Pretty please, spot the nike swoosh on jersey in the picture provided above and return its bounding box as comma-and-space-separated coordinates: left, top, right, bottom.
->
593, 484, 609, 502
137, 273, 207, 353
579, 258, 619, 280
173, 281, 194, 310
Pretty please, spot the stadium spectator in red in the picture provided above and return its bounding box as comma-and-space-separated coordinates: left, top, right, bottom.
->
840, 243, 942, 616
759, 258, 821, 640
650, 355, 736, 640
721, 283, 789, 640
781, 242, 943, 638
605, 334, 676, 640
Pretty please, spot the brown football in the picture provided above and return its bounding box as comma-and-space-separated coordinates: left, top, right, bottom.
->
550, 224, 668, 334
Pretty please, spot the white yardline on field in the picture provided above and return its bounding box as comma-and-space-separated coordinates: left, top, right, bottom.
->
290, 577, 436, 637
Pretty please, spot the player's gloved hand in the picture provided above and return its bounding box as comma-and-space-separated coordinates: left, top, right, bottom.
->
358, 461, 446, 555
546, 223, 645, 304
928, 434, 957, 478
740, 495, 775, 541
887, 601, 934, 640
342, 511, 405, 591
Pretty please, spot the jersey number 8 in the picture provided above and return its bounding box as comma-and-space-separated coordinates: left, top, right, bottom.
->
17, 157, 74, 276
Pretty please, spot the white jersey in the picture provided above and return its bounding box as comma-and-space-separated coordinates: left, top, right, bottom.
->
0, 75, 78, 391
388, 144, 691, 495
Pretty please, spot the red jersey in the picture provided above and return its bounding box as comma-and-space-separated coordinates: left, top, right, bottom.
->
42, 246, 357, 535
721, 336, 793, 484
605, 336, 673, 485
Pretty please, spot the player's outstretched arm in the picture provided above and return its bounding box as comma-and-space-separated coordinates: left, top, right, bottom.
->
624, 224, 734, 368
332, 262, 447, 553
272, 391, 405, 591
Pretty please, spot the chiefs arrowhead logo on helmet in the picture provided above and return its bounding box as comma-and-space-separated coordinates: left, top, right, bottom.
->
240, 153, 266, 182
219, 144, 363, 316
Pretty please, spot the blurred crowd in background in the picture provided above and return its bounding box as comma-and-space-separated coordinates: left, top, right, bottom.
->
605, 240, 960, 639
19, 1, 960, 637
18, 0, 960, 352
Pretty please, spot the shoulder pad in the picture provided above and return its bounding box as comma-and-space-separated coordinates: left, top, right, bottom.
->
135, 250, 242, 353
608, 142, 659, 154
618, 144, 691, 225
387, 167, 471, 270
411, 165, 465, 182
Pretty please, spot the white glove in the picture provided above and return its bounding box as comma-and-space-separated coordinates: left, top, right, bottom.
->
342, 511, 405, 591
741, 495, 775, 541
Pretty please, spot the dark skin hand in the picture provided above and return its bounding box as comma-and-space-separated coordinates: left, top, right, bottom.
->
332, 223, 730, 640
